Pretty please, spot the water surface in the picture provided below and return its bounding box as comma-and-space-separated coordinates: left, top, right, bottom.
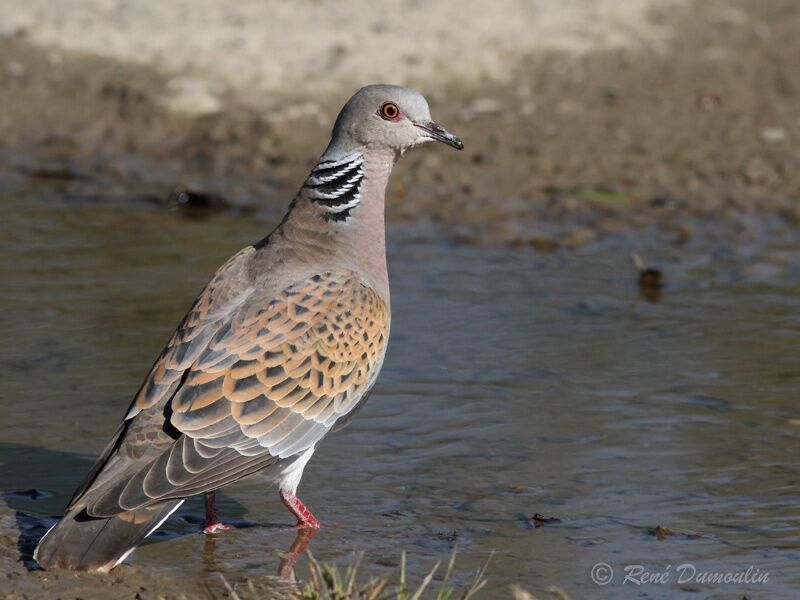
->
1, 191, 799, 598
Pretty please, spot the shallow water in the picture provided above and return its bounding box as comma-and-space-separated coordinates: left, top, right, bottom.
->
1, 190, 799, 598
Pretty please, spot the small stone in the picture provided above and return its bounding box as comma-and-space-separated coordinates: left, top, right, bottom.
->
531, 513, 562, 527
650, 524, 673, 540
760, 127, 787, 143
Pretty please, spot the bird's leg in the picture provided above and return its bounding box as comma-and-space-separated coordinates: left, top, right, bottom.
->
203, 491, 233, 534
279, 489, 321, 529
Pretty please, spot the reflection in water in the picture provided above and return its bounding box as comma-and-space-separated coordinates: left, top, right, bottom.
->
1, 194, 800, 597
277, 528, 318, 580
201, 526, 316, 582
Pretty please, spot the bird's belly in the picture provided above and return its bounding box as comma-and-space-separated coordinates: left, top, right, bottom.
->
274, 445, 317, 494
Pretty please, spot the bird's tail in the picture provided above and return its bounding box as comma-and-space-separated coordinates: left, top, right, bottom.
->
34, 499, 183, 572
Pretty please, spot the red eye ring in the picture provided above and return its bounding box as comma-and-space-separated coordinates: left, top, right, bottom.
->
380, 102, 401, 121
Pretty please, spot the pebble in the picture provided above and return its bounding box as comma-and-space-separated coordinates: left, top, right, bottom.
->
760, 127, 787, 144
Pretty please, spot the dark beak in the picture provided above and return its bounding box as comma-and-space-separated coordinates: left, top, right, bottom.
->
413, 120, 464, 150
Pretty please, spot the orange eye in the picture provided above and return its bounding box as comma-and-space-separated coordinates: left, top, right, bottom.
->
380, 102, 400, 120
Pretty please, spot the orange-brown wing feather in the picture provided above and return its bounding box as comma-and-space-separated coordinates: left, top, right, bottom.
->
171, 271, 390, 457
82, 271, 389, 516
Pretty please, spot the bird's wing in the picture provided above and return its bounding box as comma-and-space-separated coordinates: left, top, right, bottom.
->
81, 270, 389, 517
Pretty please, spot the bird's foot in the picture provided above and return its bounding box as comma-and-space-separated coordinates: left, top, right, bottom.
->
203, 521, 234, 534
202, 491, 233, 534
279, 489, 321, 529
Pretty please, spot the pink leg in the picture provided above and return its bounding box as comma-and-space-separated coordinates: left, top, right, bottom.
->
279, 489, 321, 529
203, 491, 234, 534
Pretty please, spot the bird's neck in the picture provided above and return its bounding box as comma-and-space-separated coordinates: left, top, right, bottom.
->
275, 148, 395, 300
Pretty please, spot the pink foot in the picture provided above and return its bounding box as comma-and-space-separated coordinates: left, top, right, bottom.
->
279, 489, 321, 529
203, 491, 233, 534
203, 522, 234, 534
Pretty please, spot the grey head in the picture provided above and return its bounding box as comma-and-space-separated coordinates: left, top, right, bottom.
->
321, 84, 463, 161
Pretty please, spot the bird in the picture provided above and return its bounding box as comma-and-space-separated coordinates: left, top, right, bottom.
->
34, 84, 463, 572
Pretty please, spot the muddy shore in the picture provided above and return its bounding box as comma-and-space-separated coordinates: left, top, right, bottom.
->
1, 0, 798, 250
1, 501, 301, 599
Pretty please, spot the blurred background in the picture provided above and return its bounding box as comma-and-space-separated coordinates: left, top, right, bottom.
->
0, 0, 797, 241
1, 1, 799, 599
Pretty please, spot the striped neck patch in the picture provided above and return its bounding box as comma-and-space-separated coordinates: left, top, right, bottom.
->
304, 153, 364, 222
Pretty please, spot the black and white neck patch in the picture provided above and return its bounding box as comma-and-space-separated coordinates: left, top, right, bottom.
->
304, 153, 364, 222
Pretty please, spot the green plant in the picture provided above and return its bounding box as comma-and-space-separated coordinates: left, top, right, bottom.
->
299, 548, 490, 600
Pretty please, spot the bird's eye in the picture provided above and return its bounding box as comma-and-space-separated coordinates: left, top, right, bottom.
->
380, 102, 400, 120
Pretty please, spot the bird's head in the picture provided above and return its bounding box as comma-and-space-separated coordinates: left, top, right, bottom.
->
326, 84, 463, 158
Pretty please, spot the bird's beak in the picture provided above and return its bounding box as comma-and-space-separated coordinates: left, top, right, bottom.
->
413, 120, 464, 150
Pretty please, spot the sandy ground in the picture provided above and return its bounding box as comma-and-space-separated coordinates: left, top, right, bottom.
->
1, 0, 799, 250
0, 0, 679, 102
